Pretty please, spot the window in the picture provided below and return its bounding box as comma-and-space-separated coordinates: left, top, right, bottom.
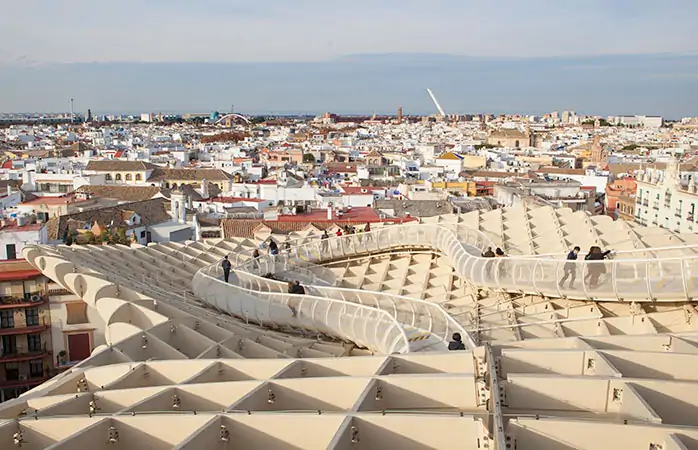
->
115, 174, 122, 181
1, 335, 17, 355
27, 333, 42, 352
125, 173, 132, 181
5, 244, 16, 260
105, 174, 112, 181
135, 173, 142, 181
25, 308, 39, 327
65, 302, 88, 325
4, 362, 19, 380
29, 359, 43, 378
0, 310, 14, 329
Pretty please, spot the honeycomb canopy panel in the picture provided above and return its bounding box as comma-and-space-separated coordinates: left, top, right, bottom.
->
8, 206, 698, 449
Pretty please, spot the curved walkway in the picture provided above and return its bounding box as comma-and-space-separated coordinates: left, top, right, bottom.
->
192, 223, 698, 355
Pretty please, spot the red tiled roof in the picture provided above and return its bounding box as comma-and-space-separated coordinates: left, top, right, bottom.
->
340, 186, 376, 195
20, 194, 74, 206
221, 207, 415, 239
244, 180, 277, 185
276, 207, 379, 223
0, 220, 43, 231
209, 197, 267, 203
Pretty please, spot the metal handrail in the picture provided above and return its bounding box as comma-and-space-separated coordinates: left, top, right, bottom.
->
235, 222, 697, 308
192, 264, 410, 355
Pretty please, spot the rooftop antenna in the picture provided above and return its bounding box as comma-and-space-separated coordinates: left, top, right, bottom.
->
231, 104, 234, 114
426, 88, 446, 117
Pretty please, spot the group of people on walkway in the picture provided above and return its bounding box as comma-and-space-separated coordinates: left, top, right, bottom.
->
320, 223, 373, 252
480, 244, 614, 290
482, 247, 508, 278
560, 245, 613, 289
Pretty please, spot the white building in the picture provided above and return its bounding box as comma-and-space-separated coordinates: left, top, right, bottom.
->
0, 220, 48, 260
634, 160, 698, 232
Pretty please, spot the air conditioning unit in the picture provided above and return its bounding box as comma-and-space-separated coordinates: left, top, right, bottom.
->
30, 295, 41, 302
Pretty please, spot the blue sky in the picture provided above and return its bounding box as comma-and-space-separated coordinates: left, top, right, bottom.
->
1, 1, 697, 116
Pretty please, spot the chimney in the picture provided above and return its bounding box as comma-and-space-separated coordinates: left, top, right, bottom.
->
201, 179, 209, 199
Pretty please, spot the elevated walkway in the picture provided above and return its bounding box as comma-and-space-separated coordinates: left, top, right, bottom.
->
192, 223, 698, 355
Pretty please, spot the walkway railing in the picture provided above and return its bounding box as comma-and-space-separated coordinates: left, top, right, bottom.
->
194, 222, 698, 356
231, 255, 469, 349
191, 264, 410, 355
280, 224, 697, 302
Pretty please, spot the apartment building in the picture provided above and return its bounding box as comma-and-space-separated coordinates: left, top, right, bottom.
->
634, 161, 698, 232
0, 260, 53, 402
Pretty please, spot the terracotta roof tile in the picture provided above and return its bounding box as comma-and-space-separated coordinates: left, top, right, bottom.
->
50, 198, 173, 241
85, 160, 157, 171
74, 185, 165, 202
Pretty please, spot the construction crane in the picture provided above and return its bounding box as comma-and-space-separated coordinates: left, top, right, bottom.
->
426, 88, 446, 117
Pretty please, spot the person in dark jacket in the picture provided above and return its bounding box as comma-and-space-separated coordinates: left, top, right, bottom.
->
269, 240, 279, 255
559, 246, 580, 289
448, 333, 466, 350
495, 248, 507, 277
584, 246, 612, 288
221, 256, 232, 283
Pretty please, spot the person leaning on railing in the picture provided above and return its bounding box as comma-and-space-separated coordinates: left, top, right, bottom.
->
584, 246, 613, 289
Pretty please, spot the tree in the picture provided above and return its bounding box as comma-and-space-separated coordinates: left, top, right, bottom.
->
302, 153, 316, 163
82, 231, 96, 245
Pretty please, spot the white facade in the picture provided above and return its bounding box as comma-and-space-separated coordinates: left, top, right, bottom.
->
0, 225, 48, 259
635, 162, 698, 232
0, 189, 22, 211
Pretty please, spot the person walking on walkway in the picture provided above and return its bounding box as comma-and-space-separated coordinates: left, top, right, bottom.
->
321, 230, 329, 253
251, 249, 261, 273
364, 222, 372, 242
269, 240, 279, 255
448, 333, 466, 350
495, 247, 507, 278
286, 282, 299, 317
335, 228, 343, 251
221, 255, 232, 283
559, 246, 581, 289
293, 280, 305, 295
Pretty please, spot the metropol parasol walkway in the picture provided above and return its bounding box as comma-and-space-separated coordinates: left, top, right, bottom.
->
3, 205, 698, 449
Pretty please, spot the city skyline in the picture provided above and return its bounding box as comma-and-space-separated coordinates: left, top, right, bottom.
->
1, 52, 697, 118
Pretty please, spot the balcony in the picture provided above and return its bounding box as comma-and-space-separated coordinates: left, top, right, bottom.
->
0, 318, 51, 336
0, 350, 50, 364
675, 210, 683, 218
688, 214, 695, 222
0, 294, 47, 310
642, 200, 649, 206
